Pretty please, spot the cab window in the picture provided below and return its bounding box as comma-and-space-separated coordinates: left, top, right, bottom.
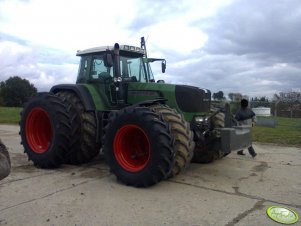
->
77, 56, 88, 82
90, 56, 113, 80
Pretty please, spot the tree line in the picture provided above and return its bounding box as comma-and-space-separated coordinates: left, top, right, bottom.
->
0, 76, 37, 107
212, 90, 300, 103
212, 91, 247, 101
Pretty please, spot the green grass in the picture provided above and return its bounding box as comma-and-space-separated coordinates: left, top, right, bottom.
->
253, 117, 301, 147
0, 107, 22, 124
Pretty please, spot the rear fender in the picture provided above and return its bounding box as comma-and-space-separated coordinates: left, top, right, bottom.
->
50, 84, 95, 111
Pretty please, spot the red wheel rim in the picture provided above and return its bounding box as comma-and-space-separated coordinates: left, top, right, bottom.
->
25, 107, 52, 153
113, 124, 150, 172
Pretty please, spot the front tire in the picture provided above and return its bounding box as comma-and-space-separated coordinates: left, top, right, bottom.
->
103, 106, 176, 187
150, 105, 194, 177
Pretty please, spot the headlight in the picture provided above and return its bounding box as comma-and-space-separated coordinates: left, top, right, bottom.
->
113, 77, 122, 82
194, 116, 206, 123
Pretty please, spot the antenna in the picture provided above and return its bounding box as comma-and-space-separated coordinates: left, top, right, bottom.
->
140, 37, 148, 57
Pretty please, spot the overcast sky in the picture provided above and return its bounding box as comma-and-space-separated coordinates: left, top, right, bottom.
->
0, 0, 300, 98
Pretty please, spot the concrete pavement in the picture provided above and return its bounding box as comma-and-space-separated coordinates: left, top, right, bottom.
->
0, 124, 300, 226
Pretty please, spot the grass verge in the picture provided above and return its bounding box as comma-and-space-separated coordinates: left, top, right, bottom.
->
0, 107, 22, 124
253, 117, 301, 147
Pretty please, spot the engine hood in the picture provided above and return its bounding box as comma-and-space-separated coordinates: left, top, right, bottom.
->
175, 85, 211, 113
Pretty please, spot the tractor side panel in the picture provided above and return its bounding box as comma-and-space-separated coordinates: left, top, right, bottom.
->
82, 84, 110, 110
127, 83, 210, 122
127, 82, 179, 110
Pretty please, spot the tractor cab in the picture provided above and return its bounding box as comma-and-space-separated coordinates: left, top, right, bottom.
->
76, 44, 165, 85
76, 41, 166, 106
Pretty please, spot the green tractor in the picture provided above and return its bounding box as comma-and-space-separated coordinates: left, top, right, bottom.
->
20, 37, 251, 187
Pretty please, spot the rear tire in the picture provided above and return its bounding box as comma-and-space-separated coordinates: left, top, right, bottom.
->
56, 91, 100, 164
212, 112, 225, 128
150, 105, 194, 177
19, 93, 71, 168
103, 106, 176, 187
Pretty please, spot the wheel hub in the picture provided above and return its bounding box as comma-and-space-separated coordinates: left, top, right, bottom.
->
113, 124, 150, 172
25, 107, 52, 153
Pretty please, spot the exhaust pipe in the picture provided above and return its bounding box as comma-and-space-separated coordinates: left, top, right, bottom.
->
113, 43, 124, 105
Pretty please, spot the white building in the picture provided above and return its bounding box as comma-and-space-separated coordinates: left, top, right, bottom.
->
252, 107, 271, 116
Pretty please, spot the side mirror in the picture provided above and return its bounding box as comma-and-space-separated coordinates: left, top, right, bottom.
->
104, 54, 113, 67
161, 60, 166, 73
157, 80, 165, 83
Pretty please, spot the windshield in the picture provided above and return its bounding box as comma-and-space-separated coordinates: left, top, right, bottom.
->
120, 56, 147, 82
88, 54, 151, 83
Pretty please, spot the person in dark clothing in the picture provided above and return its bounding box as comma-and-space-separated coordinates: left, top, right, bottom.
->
0, 139, 11, 180
235, 99, 257, 158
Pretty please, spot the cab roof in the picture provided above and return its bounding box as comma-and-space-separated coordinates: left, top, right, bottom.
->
76, 45, 145, 56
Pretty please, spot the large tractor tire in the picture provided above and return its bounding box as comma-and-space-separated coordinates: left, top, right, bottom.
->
103, 106, 176, 187
19, 93, 72, 168
0, 139, 11, 180
150, 105, 195, 177
192, 112, 225, 164
212, 112, 225, 128
56, 91, 100, 164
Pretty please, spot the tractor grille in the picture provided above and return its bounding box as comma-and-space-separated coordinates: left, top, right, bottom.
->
175, 85, 211, 112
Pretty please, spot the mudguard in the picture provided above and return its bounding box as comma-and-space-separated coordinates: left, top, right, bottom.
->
50, 84, 95, 111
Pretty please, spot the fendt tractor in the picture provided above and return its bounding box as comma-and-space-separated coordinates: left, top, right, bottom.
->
20, 37, 251, 187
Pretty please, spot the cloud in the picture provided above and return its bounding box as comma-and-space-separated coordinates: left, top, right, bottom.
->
129, 0, 233, 55
0, 0, 137, 51
126, 0, 301, 98
164, 0, 301, 97
0, 0, 300, 98
203, 0, 301, 61
0, 39, 78, 91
